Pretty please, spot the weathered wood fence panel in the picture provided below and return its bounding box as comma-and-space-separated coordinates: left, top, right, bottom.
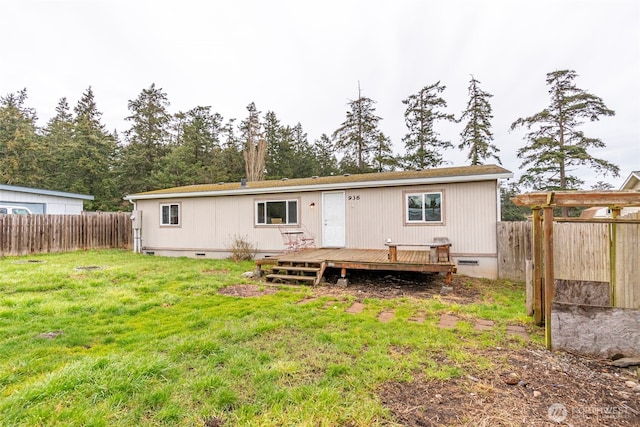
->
497, 221, 532, 282
499, 219, 639, 309
617, 211, 640, 309
553, 222, 609, 282
0, 213, 132, 256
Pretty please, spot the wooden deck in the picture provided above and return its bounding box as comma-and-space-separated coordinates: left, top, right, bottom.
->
258, 248, 457, 285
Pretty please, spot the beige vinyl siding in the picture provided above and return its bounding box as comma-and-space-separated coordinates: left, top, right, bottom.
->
138, 193, 321, 253
137, 180, 498, 257
341, 180, 498, 255
446, 180, 498, 255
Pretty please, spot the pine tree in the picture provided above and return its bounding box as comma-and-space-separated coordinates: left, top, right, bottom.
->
312, 134, 339, 177
71, 87, 119, 210
591, 181, 614, 190
42, 97, 75, 190
511, 69, 619, 216
289, 122, 317, 178
213, 118, 245, 183
120, 83, 172, 193
154, 106, 223, 187
264, 111, 294, 179
187, 107, 223, 183
332, 84, 383, 173
371, 132, 397, 172
459, 76, 500, 165
500, 182, 530, 221
0, 89, 41, 187
337, 153, 360, 174
402, 82, 455, 169
240, 102, 267, 182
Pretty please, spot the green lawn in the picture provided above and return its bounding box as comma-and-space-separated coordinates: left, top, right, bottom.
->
0, 250, 538, 426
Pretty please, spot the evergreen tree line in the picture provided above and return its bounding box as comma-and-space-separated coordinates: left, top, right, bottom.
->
0, 70, 619, 215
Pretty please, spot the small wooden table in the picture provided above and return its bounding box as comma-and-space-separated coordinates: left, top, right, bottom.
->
385, 241, 452, 263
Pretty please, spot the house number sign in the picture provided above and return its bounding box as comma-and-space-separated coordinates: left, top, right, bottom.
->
348, 195, 360, 201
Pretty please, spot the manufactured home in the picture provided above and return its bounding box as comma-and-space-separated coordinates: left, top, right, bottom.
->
124, 165, 512, 279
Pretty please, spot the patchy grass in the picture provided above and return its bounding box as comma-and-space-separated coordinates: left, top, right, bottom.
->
0, 250, 536, 426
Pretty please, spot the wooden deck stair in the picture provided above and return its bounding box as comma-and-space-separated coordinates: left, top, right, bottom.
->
256, 247, 456, 286
265, 260, 326, 285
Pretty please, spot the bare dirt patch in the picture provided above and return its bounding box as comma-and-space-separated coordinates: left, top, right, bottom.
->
35, 331, 63, 339
378, 347, 640, 426
204, 416, 225, 427
316, 270, 482, 303
218, 284, 277, 297
303, 272, 638, 425
261, 271, 639, 425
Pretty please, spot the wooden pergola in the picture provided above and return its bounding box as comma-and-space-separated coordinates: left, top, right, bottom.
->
511, 190, 640, 349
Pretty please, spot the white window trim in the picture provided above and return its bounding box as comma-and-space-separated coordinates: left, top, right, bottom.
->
405, 191, 444, 224
160, 203, 181, 226
255, 199, 299, 226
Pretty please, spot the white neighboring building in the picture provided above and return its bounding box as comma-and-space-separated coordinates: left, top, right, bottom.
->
621, 171, 640, 191
580, 171, 640, 219
0, 184, 94, 214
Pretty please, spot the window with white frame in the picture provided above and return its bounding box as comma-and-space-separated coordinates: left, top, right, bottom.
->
256, 199, 298, 225
406, 192, 443, 223
160, 203, 180, 226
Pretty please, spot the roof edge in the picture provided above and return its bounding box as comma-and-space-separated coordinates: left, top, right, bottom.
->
125, 172, 513, 201
0, 184, 94, 200
620, 171, 640, 190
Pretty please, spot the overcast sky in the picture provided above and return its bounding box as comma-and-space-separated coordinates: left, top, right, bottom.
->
2, 0, 639, 188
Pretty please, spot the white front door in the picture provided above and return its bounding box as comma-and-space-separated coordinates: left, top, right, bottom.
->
322, 191, 346, 247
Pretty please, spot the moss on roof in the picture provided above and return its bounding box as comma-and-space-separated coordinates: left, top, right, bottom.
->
130, 164, 511, 197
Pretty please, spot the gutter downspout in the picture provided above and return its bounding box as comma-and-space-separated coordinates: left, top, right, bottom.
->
128, 199, 142, 254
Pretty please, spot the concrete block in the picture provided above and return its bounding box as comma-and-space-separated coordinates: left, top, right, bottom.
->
552, 303, 640, 358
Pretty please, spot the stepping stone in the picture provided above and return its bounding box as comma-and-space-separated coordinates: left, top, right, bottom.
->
409, 311, 426, 324
321, 300, 338, 310
378, 310, 395, 323
297, 297, 318, 305
345, 302, 364, 314
474, 319, 495, 331
610, 358, 640, 368
438, 314, 458, 329
506, 325, 530, 341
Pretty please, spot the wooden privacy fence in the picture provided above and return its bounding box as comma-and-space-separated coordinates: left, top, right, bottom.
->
614, 211, 640, 309
553, 222, 609, 282
497, 221, 532, 282
498, 212, 640, 309
0, 213, 132, 256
